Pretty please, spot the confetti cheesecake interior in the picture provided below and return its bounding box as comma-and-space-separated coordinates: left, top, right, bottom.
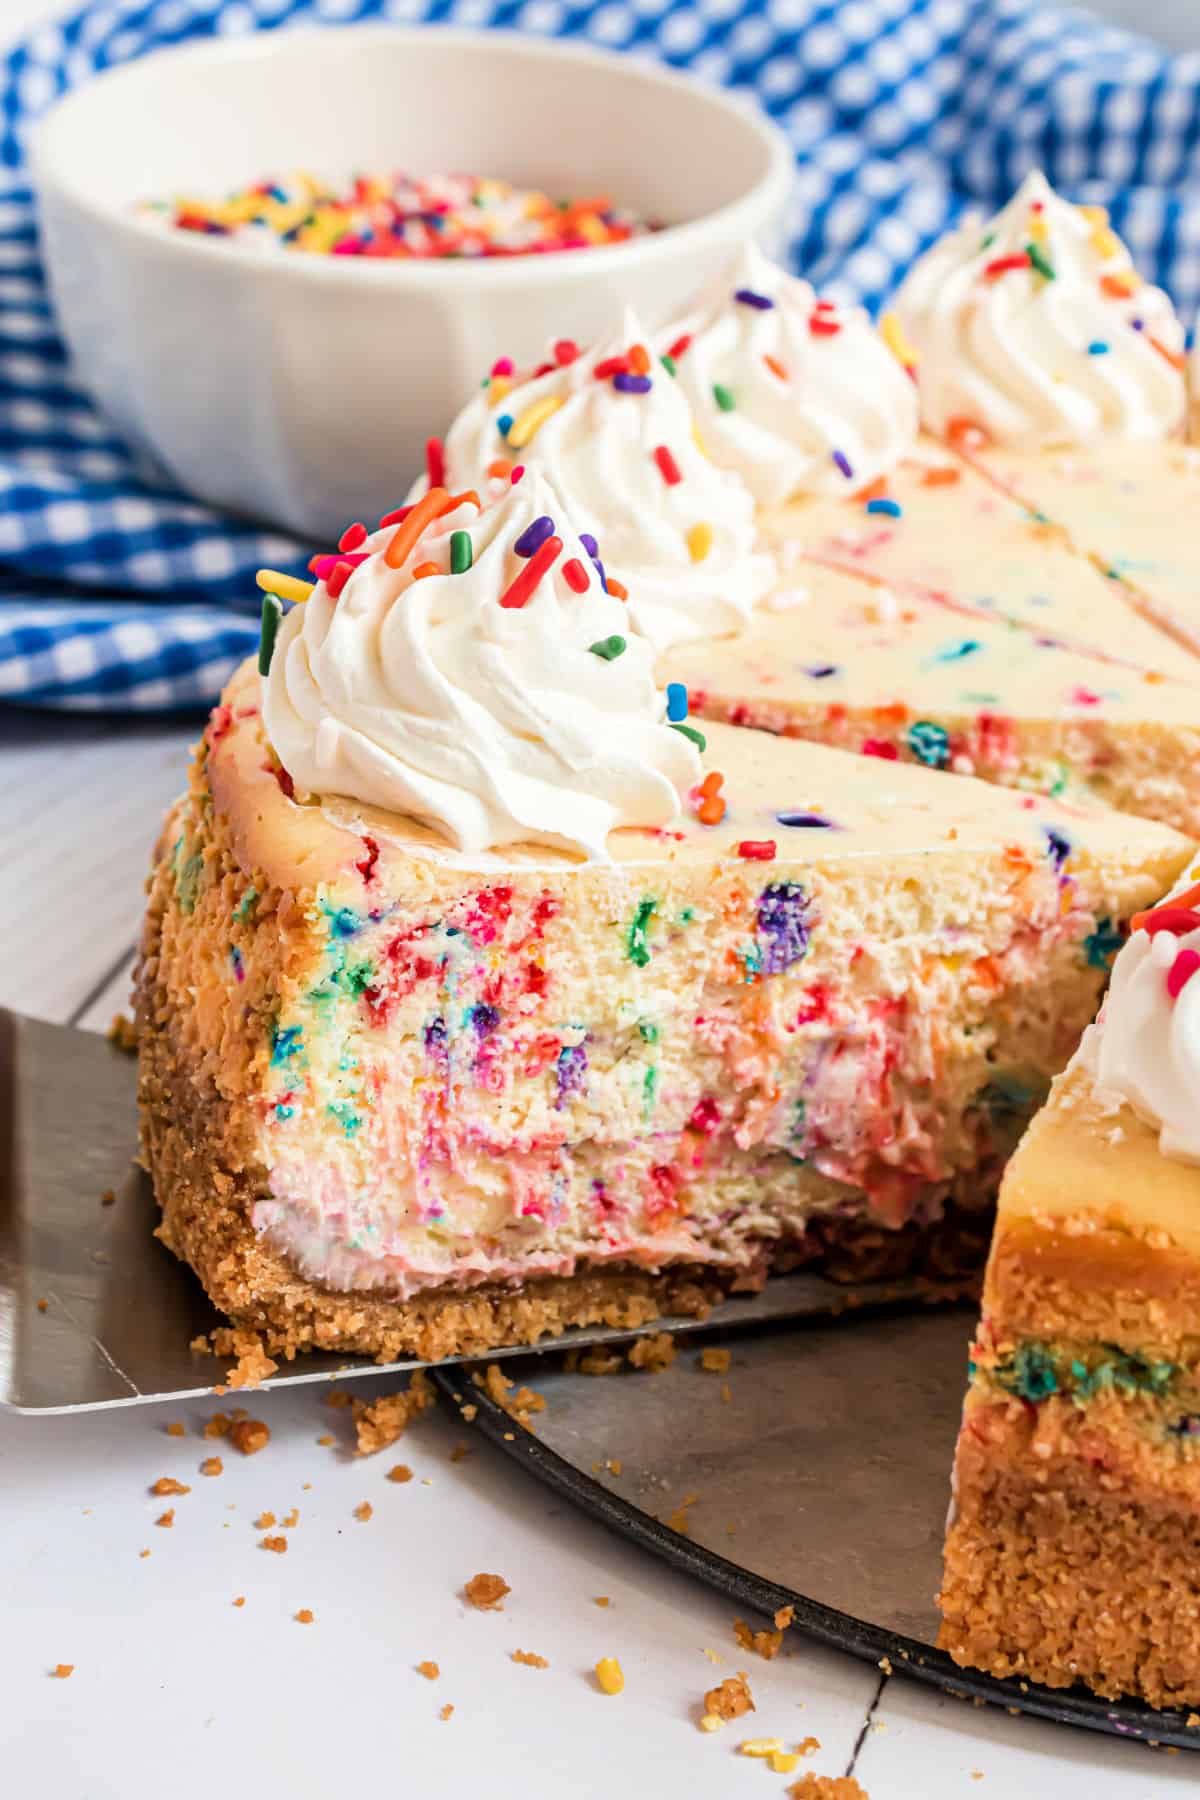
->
644, 190, 1200, 834
940, 857, 1200, 1708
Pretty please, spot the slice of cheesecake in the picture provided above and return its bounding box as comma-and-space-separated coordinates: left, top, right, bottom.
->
137, 655, 1188, 1363
671, 562, 1200, 835
940, 865, 1200, 1707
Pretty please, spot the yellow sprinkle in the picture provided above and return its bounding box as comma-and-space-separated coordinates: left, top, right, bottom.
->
488, 376, 513, 406
770, 1752, 800, 1774
686, 522, 714, 564
692, 423, 710, 459
255, 570, 313, 606
699, 1714, 722, 1733
1090, 224, 1122, 261
738, 1737, 784, 1758
578, 213, 608, 245
507, 393, 565, 449
1027, 215, 1048, 242
879, 310, 919, 368
1080, 203, 1109, 226
594, 1657, 624, 1695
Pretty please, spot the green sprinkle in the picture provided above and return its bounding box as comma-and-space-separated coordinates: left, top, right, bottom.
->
638, 1021, 659, 1043
712, 383, 736, 413
589, 635, 626, 661
627, 897, 658, 968
980, 231, 996, 250
670, 721, 707, 752
450, 530, 473, 574
642, 1064, 658, 1120
258, 593, 283, 676
233, 886, 258, 922
1025, 240, 1055, 281
661, 353, 677, 378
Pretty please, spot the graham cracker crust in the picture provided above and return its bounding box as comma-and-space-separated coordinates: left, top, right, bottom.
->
135, 970, 987, 1365
940, 1399, 1200, 1708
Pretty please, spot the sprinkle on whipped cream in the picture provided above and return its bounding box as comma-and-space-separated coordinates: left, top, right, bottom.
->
658, 244, 919, 506
409, 310, 776, 653
1083, 861, 1200, 1163
260, 471, 701, 860
893, 169, 1188, 450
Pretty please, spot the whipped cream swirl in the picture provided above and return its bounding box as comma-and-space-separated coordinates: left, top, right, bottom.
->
262, 472, 700, 859
415, 310, 776, 652
893, 170, 1187, 449
659, 245, 919, 505
1083, 862, 1200, 1163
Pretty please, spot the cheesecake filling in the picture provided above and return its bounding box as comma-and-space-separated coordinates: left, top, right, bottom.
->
656, 244, 919, 506
408, 310, 777, 651
894, 169, 1187, 449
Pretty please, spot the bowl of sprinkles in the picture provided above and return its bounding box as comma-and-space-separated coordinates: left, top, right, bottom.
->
32, 25, 793, 540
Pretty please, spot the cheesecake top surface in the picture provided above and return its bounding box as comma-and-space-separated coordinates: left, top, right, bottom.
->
211, 656, 1189, 899
408, 309, 776, 653
654, 244, 919, 508
894, 169, 1187, 450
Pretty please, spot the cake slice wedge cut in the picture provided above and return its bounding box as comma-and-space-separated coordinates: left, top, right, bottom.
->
137, 662, 1189, 1364
940, 861, 1200, 1708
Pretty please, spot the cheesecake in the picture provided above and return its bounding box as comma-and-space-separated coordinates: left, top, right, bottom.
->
940, 858, 1200, 1708
135, 471, 1189, 1363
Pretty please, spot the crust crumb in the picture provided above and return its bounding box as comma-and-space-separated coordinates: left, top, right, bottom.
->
204, 1413, 231, 1439
352, 1371, 435, 1455
461, 1403, 478, 1422
667, 1493, 698, 1536
52, 1663, 74, 1679
594, 1596, 610, 1607
166, 1422, 186, 1438
354, 1501, 374, 1523
200, 1457, 223, 1477
700, 1347, 731, 1374
387, 1464, 413, 1484
703, 1672, 755, 1722
233, 1597, 245, 1608
295, 1609, 314, 1625
107, 1011, 138, 1053
439, 1704, 454, 1721
155, 1509, 175, 1528
36, 1298, 48, 1313
229, 1418, 270, 1456
316, 1434, 334, 1447
734, 1618, 784, 1660
628, 1331, 676, 1372
254, 1511, 276, 1530
473, 1364, 547, 1430
787, 1778, 869, 1799
139, 1549, 150, 1559
464, 1572, 510, 1611
512, 1649, 549, 1669
774, 1606, 795, 1631
579, 1349, 623, 1376
101, 1188, 116, 1206
417, 1660, 440, 1680
150, 1477, 190, 1496
281, 1508, 299, 1529
260, 1535, 287, 1554
211, 1328, 279, 1391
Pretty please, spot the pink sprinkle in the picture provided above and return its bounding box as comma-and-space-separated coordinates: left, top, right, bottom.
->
1070, 686, 1103, 707
310, 551, 370, 579
511, 464, 526, 484
1167, 948, 1200, 1000
491, 356, 515, 377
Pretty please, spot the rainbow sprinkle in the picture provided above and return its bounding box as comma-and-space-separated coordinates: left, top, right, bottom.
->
142, 171, 658, 259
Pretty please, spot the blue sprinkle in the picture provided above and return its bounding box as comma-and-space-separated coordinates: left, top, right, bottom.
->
1043, 826, 1072, 871
1087, 340, 1110, 356
613, 372, 653, 394
514, 515, 555, 558
930, 639, 982, 664
734, 287, 774, 310
497, 412, 514, 436
777, 810, 838, 829
665, 682, 688, 723
907, 720, 951, 768
804, 663, 838, 680
865, 497, 902, 518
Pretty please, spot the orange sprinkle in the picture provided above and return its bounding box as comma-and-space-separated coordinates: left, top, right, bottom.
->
1132, 881, 1200, 933
487, 459, 515, 480
763, 352, 789, 381
447, 488, 482, 512
1100, 272, 1137, 299
945, 416, 991, 450
628, 343, 651, 375
412, 561, 440, 580
699, 796, 727, 826
700, 771, 724, 798
1150, 336, 1187, 372
384, 486, 450, 570
854, 476, 889, 503
606, 577, 629, 601
921, 465, 961, 487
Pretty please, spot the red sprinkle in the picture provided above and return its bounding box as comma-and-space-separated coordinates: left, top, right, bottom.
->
737, 840, 777, 861
861, 739, 899, 760
426, 436, 446, 489
653, 445, 682, 486
379, 503, 414, 528
554, 339, 580, 366
326, 559, 353, 599
500, 534, 562, 608
982, 251, 1032, 280
809, 315, 841, 336
356, 835, 380, 883
1134, 906, 1200, 938
339, 521, 368, 552
593, 354, 631, 380
1131, 883, 1200, 933
561, 557, 590, 593
1167, 947, 1200, 1000
666, 333, 693, 361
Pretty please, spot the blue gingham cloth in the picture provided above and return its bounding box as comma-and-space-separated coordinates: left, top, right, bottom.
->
3, 0, 1200, 710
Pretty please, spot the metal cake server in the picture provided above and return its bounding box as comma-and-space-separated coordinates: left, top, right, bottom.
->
0, 1006, 964, 1413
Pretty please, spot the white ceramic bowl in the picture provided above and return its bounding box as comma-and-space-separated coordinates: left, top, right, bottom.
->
32, 25, 793, 541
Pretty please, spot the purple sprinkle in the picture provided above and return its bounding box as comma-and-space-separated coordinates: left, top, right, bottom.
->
593, 557, 608, 591
613, 372, 653, 394
734, 287, 774, 310
1131, 317, 1145, 331
1043, 826, 1072, 870
579, 533, 599, 558
804, 664, 838, 679
555, 1042, 589, 1108
424, 1016, 448, 1063
514, 515, 555, 558
756, 882, 812, 975
470, 1002, 500, 1037
832, 448, 854, 480
777, 810, 838, 830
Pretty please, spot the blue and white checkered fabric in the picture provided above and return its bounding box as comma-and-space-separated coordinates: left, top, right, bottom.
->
3, 0, 1200, 710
